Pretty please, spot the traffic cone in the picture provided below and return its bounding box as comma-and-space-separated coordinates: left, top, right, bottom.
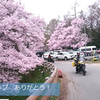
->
58, 70, 63, 78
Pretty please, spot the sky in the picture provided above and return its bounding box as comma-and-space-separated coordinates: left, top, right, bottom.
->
16, 0, 97, 23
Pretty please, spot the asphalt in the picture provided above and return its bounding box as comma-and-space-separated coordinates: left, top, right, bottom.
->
54, 61, 100, 100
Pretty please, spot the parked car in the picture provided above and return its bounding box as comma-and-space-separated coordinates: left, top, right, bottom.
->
53, 50, 62, 53
68, 51, 75, 58
43, 51, 57, 59
65, 50, 78, 58
36, 51, 44, 57
55, 52, 73, 60
79, 46, 97, 56
50, 52, 58, 59
72, 51, 78, 57
43, 52, 51, 59
72, 50, 87, 57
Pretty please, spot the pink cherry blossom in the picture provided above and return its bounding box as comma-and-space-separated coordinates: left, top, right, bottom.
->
0, 0, 45, 83
47, 18, 89, 50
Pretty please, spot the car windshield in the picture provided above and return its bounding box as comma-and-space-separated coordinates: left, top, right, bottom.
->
63, 52, 68, 55
50, 53, 54, 54
44, 52, 50, 54
69, 52, 73, 54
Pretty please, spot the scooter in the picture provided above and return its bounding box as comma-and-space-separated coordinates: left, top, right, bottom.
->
47, 57, 54, 63
72, 58, 86, 76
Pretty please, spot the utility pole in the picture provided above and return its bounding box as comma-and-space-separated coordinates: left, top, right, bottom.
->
84, 23, 86, 54
74, 1, 77, 18
71, 1, 81, 18
82, 11, 87, 55
73, 1, 79, 18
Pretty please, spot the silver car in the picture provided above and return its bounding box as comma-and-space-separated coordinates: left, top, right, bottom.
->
55, 52, 73, 60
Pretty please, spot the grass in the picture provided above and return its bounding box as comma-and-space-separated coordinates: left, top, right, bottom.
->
91, 60, 100, 63
20, 65, 50, 83
0, 66, 51, 100
86, 58, 100, 64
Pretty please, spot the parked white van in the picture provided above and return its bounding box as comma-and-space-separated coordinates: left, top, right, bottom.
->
79, 46, 97, 56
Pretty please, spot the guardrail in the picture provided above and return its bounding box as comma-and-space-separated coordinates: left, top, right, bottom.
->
26, 61, 58, 100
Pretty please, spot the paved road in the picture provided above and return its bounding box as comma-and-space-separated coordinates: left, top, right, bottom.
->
54, 61, 100, 100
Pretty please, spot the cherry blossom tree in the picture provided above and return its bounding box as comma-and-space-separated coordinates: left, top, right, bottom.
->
0, 0, 45, 83
47, 18, 89, 50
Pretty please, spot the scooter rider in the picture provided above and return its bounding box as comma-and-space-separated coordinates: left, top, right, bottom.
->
48, 53, 54, 63
76, 52, 80, 73
75, 52, 86, 73
48, 54, 51, 61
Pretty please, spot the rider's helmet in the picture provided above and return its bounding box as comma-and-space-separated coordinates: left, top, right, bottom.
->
77, 52, 80, 55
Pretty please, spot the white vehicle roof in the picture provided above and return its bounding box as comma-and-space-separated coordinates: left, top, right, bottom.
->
54, 50, 62, 52
60, 52, 69, 54
79, 46, 96, 49
44, 52, 50, 54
